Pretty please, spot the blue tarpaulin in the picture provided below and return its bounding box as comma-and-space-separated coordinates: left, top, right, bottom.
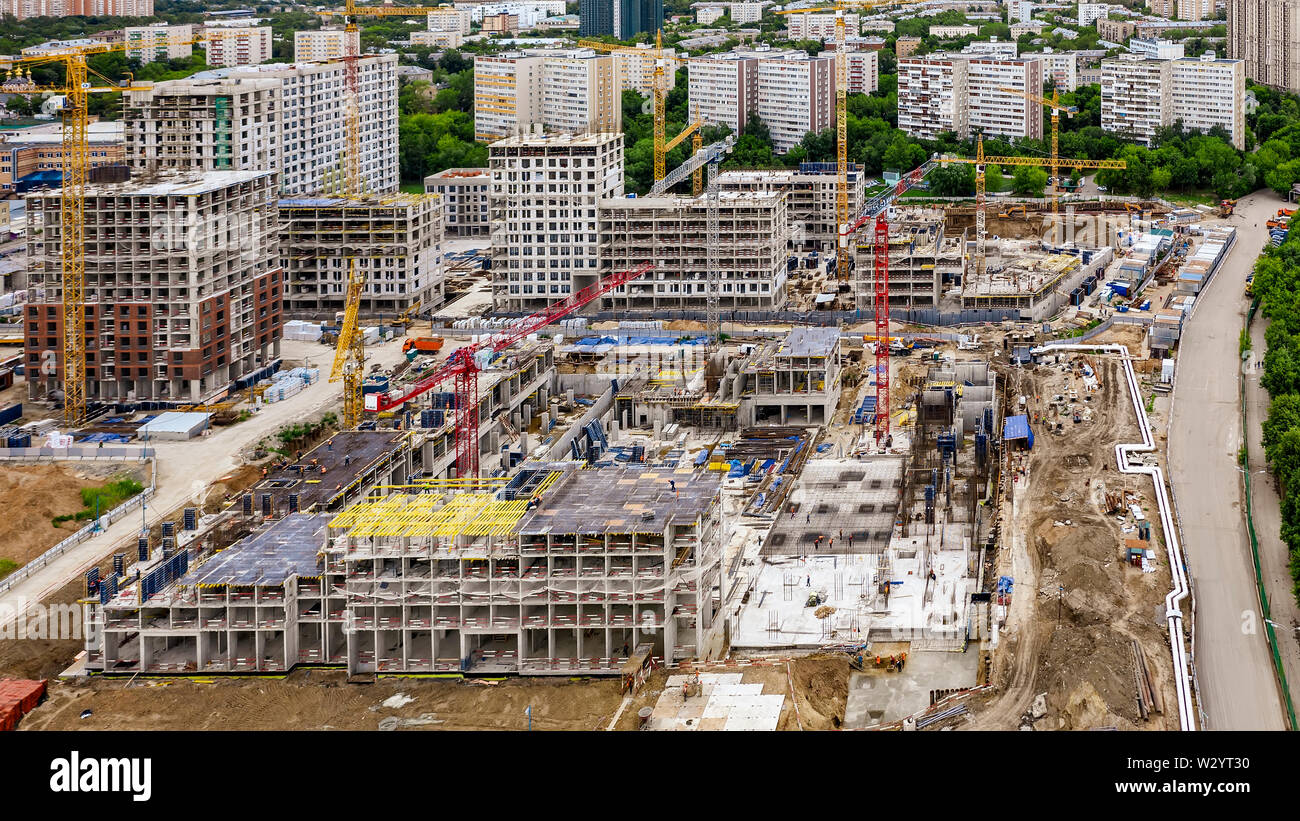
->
1002, 414, 1033, 449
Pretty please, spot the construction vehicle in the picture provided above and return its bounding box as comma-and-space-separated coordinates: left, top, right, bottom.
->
1278, 208, 1295, 217
1267, 217, 1289, 230
366, 261, 655, 477
1245, 275, 1254, 298
1219, 199, 1236, 217
401, 336, 445, 361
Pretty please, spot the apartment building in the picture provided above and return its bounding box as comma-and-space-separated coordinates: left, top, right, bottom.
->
579, 0, 664, 39
686, 52, 759, 134
411, 29, 465, 47
696, 4, 725, 24
929, 24, 979, 38
293, 28, 360, 62
1227, 0, 1300, 94
730, 1, 764, 23
0, 0, 150, 17
715, 162, 865, 251
1129, 37, 1183, 59
755, 51, 836, 152
203, 26, 274, 68
489, 132, 624, 313
279, 195, 444, 316
1170, 56, 1245, 149
598, 191, 791, 311
1038, 50, 1078, 92
961, 38, 1019, 59
541, 52, 622, 135
1151, 0, 1211, 19
482, 12, 520, 32
474, 52, 546, 142
0, 121, 124, 192
1007, 0, 1034, 22
1077, 2, 1109, 25
126, 56, 399, 196
124, 23, 195, 65
1100, 57, 1171, 145
966, 58, 1043, 140
1096, 18, 1135, 41
896, 57, 969, 140
427, 4, 473, 33
895, 36, 922, 57
819, 48, 879, 94
613, 43, 679, 97
425, 168, 490, 238
24, 170, 282, 404
786, 11, 860, 39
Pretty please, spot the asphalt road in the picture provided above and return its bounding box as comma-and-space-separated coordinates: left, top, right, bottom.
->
1168, 191, 1287, 730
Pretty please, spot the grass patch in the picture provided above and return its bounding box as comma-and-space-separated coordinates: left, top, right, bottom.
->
0, 557, 17, 580
51, 477, 144, 527
400, 182, 424, 194
1240, 327, 1253, 355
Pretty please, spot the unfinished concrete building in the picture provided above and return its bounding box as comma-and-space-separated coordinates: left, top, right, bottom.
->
328, 463, 724, 674
853, 207, 966, 309
279, 194, 444, 317
24, 169, 282, 404
960, 243, 1112, 321
715, 162, 865, 251
723, 327, 841, 426
598, 191, 791, 311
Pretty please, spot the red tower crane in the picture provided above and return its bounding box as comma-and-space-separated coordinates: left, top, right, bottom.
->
366, 262, 655, 477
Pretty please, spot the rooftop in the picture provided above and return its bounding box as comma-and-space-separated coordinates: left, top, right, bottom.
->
181, 513, 327, 587
252, 430, 413, 514
515, 464, 720, 536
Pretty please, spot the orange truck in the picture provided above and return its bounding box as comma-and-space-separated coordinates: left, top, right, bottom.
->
402, 336, 444, 360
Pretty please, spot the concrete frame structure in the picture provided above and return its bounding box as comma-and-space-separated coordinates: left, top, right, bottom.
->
278, 194, 444, 317
424, 167, 491, 238
24, 170, 283, 404
852, 207, 966, 310
715, 162, 865, 251
732, 327, 841, 427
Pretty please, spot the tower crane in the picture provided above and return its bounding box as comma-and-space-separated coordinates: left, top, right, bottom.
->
365, 262, 655, 477
318, 3, 443, 428
938, 137, 1126, 285
997, 85, 1079, 216
0, 35, 209, 427
775, 0, 927, 285
578, 33, 699, 185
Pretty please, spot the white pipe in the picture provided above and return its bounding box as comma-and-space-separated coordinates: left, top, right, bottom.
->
1029, 342, 1195, 731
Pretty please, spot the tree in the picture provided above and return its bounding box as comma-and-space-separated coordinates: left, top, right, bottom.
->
927, 163, 975, 197
1265, 395, 1300, 463
1010, 165, 1048, 196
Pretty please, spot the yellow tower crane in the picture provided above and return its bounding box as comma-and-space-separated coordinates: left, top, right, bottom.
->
578, 33, 701, 184
1, 35, 209, 427
938, 136, 1126, 285
318, 3, 443, 428
997, 85, 1080, 214
775, 0, 927, 283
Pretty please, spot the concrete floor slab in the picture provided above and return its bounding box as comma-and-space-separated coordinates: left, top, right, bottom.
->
843, 648, 980, 729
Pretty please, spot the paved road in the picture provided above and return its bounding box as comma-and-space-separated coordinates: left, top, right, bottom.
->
1245, 308, 1300, 723
0, 335, 410, 632
1168, 191, 1287, 730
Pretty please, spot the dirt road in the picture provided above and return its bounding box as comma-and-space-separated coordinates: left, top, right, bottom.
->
1167, 191, 1287, 730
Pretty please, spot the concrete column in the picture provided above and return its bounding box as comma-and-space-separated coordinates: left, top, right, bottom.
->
653, 419, 663, 441
521, 403, 532, 426
566, 389, 575, 405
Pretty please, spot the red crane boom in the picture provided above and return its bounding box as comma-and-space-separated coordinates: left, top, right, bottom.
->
365, 261, 655, 477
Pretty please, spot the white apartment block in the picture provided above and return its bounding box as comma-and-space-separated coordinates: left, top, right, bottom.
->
1039, 50, 1079, 92
928, 24, 979, 38
786, 12, 860, 40
1077, 2, 1109, 26
203, 26, 274, 68
961, 38, 1019, 59
474, 52, 546, 142
1008, 0, 1034, 22
696, 4, 726, 24
412, 30, 465, 48
897, 57, 969, 140
424, 167, 491, 238
124, 23, 194, 65
598, 192, 790, 311
613, 43, 679, 98
687, 53, 759, 134
730, 2, 764, 24
1129, 37, 1184, 59
490, 132, 624, 313
136, 56, 400, 195
427, 5, 473, 33
293, 28, 360, 63
125, 77, 282, 179
819, 49, 879, 94
541, 52, 622, 136
1170, 56, 1245, 149
1100, 57, 1171, 146
861, 19, 894, 33
755, 52, 836, 153
966, 58, 1043, 140
474, 2, 553, 27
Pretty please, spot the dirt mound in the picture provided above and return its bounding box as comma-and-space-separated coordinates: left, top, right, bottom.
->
0, 465, 102, 569
788, 656, 850, 729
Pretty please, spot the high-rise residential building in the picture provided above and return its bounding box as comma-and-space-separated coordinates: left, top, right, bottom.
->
490, 132, 624, 313
1096, 18, 1135, 42
696, 4, 726, 24
686, 52, 760, 134
1008, 0, 1034, 22
1152, 0, 1212, 20
427, 4, 473, 33
966, 58, 1043, 140
1077, 2, 1109, 26
896, 57, 969, 140
1129, 37, 1184, 59
541, 52, 622, 135
203, 26, 274, 68
1227, 0, 1300, 93
786, 11, 860, 40
411, 30, 465, 48
819, 48, 879, 94
482, 12, 520, 32
730, 2, 764, 24
473, 50, 621, 142
1038, 50, 1079, 92
961, 38, 1020, 59
424, 168, 491, 238
126, 56, 399, 195
124, 23, 194, 65
279, 195, 444, 315
755, 51, 836, 152
0, 0, 151, 18
613, 43, 678, 97
1100, 57, 1172, 145
578, 0, 663, 39
1101, 54, 1245, 148
23, 170, 282, 404
293, 28, 360, 63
